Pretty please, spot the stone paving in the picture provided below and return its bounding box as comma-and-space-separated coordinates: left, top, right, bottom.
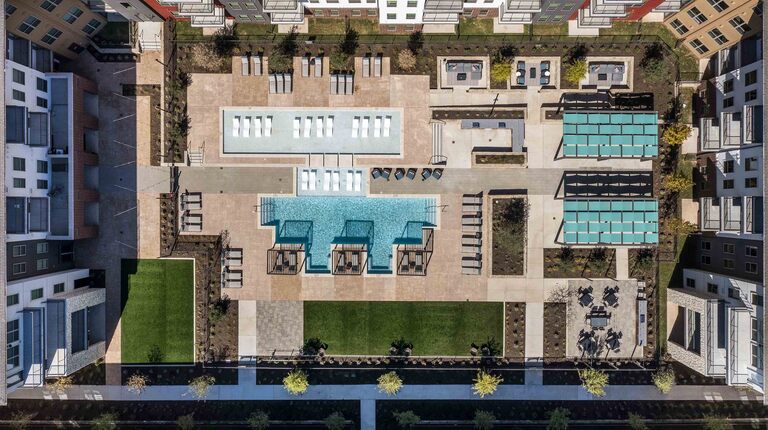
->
238, 301, 303, 356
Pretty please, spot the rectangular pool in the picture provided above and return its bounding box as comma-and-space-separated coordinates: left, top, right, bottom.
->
261, 196, 437, 273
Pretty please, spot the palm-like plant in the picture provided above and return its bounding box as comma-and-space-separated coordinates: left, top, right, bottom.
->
283, 369, 309, 395
472, 370, 503, 398
377, 371, 403, 396
578, 368, 608, 397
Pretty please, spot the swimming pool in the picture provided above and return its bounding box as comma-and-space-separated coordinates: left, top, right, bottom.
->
261, 196, 437, 273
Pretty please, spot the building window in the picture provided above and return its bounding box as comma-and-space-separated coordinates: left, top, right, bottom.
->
723, 258, 734, 270
746, 245, 758, 257
387, 13, 396, 19
12, 89, 25, 102
728, 287, 738, 298
31, 288, 44, 300
707, 28, 728, 45
478, 9, 489, 16
36, 259, 48, 270
406, 13, 416, 19
722, 97, 733, 108
689, 38, 709, 54
63, 6, 83, 23
40, 0, 62, 12
687, 7, 707, 24
744, 157, 758, 171
723, 159, 734, 173
228, 2, 242, 10
746, 262, 758, 273
19, 16, 42, 34
7, 345, 19, 369
686, 278, 696, 288
54, 282, 65, 294
12, 245, 27, 257
745, 90, 757, 102
12, 157, 25, 171
71, 310, 86, 353
728, 16, 750, 34
745, 70, 757, 85
723, 179, 734, 189
37, 160, 48, 173
37, 242, 49, 254
82, 19, 102, 35
13, 178, 26, 188
37, 179, 48, 189
723, 79, 733, 93
707, 283, 718, 294
329, 9, 340, 15
407, 0, 417, 5
701, 255, 711, 265
6, 294, 19, 306
723, 243, 735, 254
367, 8, 377, 15
36, 97, 48, 109
387, 0, 396, 5
7, 320, 19, 344
12, 263, 26, 275
752, 292, 764, 307
351, 9, 361, 16
12, 69, 25, 85
5, 4, 17, 16
701, 240, 711, 250
755, 0, 763, 15
41, 28, 63, 45
670, 19, 688, 35
707, 0, 728, 12
745, 177, 757, 188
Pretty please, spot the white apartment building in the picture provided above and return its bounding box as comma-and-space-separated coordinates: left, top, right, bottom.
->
668, 268, 764, 393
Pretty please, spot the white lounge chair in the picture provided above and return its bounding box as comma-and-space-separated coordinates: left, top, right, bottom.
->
346, 171, 353, 191
317, 116, 324, 137
463, 204, 482, 213
326, 116, 333, 137
304, 117, 311, 138
293, 117, 301, 138
242, 116, 251, 137
323, 171, 331, 191
374, 116, 382, 138
301, 170, 309, 191
462, 236, 482, 246
241, 56, 249, 76
352, 117, 359, 138
253, 116, 262, 138
361, 117, 369, 138
332, 171, 340, 191
383, 116, 391, 137
309, 170, 317, 191
232, 117, 240, 137
265, 116, 272, 137
463, 196, 482, 205
354, 171, 362, 192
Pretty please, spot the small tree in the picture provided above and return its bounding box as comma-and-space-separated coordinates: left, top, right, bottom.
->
46, 376, 73, 395
578, 368, 608, 397
547, 408, 570, 430
267, 52, 292, 73
703, 415, 732, 430
330, 51, 352, 72
324, 412, 347, 430
377, 371, 403, 396
652, 367, 676, 394
187, 375, 216, 400
628, 413, 648, 430
126, 373, 149, 396
247, 410, 270, 430
92, 413, 118, 430
664, 218, 697, 235
480, 337, 502, 357
473, 410, 496, 430
10, 411, 33, 430
176, 413, 195, 430
490, 62, 511, 84
397, 49, 417, 72
641, 57, 668, 84
472, 370, 503, 398
564, 59, 587, 85
209, 295, 231, 324
301, 337, 328, 356
634, 248, 655, 274
283, 369, 309, 395
662, 123, 692, 146
392, 410, 421, 429
664, 174, 694, 193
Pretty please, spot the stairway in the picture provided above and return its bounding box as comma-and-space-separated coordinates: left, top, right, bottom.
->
430, 121, 447, 165
187, 150, 203, 166
137, 22, 162, 52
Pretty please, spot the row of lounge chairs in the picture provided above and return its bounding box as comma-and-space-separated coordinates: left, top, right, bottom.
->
180, 191, 203, 232
293, 116, 334, 138
461, 193, 483, 275
300, 169, 363, 193
232, 115, 272, 138
352, 115, 391, 138
370, 167, 443, 181
330, 73, 354, 95
222, 248, 243, 288
240, 54, 263, 76
269, 73, 292, 94
301, 55, 324, 77
361, 54, 383, 78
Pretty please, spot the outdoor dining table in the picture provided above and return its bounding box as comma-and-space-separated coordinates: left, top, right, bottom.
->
604, 291, 618, 307
589, 315, 609, 328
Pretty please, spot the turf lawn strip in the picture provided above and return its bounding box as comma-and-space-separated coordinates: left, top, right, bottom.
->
121, 259, 195, 363
303, 301, 504, 356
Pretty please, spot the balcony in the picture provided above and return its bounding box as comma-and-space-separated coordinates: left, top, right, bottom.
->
743, 105, 763, 145
721, 112, 742, 148
499, 2, 538, 23
590, 0, 627, 17
268, 11, 305, 24
190, 7, 226, 27
701, 197, 721, 230
424, 0, 464, 12
178, 0, 215, 16
577, 8, 613, 28
722, 197, 742, 232
653, 0, 682, 12
422, 11, 460, 23
267, 243, 304, 275
745, 196, 764, 234
263, 0, 299, 12
700, 118, 721, 151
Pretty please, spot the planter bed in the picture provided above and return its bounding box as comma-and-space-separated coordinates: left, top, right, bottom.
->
504, 303, 526, 360
491, 197, 527, 276
541, 361, 725, 386
121, 365, 239, 386
68, 360, 106, 385
543, 248, 616, 279
475, 153, 526, 165
255, 367, 524, 385
542, 303, 567, 361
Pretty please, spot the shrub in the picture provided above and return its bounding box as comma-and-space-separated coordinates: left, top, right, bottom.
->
339, 24, 359, 55
628, 413, 648, 430
10, 411, 33, 430
578, 368, 608, 397
209, 295, 231, 324
547, 408, 570, 430
324, 412, 346, 430
407, 31, 424, 53
187, 375, 215, 400
473, 410, 496, 430
588, 247, 610, 274
634, 248, 655, 274
490, 62, 512, 83
301, 337, 328, 356
212, 25, 237, 58
46, 376, 73, 395
472, 370, 503, 398
652, 367, 675, 394
564, 60, 587, 85
662, 123, 692, 146
397, 49, 417, 72
393, 410, 421, 429
92, 413, 118, 430
330, 51, 352, 72
283, 369, 309, 395
664, 218, 697, 235
390, 338, 414, 356
641, 57, 668, 84
664, 174, 693, 193
703, 416, 731, 430
377, 371, 403, 396
176, 413, 195, 430
480, 337, 502, 356
268, 52, 292, 73
127, 373, 149, 396
247, 410, 270, 430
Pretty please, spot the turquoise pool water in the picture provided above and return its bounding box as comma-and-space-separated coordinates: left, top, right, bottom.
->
261, 196, 437, 273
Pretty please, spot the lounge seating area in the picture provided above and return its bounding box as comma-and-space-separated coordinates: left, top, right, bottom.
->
515, 60, 552, 87
349, 115, 391, 138
180, 191, 203, 233
221, 247, 244, 288
396, 228, 434, 276
362, 54, 383, 78
461, 193, 483, 275
267, 244, 304, 275
231, 115, 273, 138
371, 167, 442, 181
332, 244, 367, 275
587, 62, 627, 88
292, 115, 334, 139
298, 168, 365, 196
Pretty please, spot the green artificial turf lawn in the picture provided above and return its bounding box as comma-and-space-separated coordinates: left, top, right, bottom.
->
121, 259, 195, 364
304, 301, 504, 356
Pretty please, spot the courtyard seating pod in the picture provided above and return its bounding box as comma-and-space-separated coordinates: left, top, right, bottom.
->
461, 192, 484, 275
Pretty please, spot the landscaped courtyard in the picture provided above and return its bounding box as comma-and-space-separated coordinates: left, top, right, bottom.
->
303, 301, 504, 356
121, 259, 195, 364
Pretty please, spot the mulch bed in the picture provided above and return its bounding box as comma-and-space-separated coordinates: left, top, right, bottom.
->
543, 248, 617, 279
432, 110, 525, 120
491, 198, 527, 276
68, 360, 106, 385
122, 84, 162, 166
542, 303, 566, 361
256, 367, 524, 385
121, 365, 239, 386
504, 303, 526, 360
